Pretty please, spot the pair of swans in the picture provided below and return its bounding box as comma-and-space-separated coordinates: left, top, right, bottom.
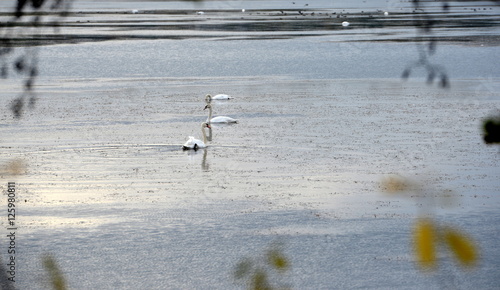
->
182, 94, 236, 150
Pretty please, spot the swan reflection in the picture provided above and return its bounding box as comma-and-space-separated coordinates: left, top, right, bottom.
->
201, 148, 209, 171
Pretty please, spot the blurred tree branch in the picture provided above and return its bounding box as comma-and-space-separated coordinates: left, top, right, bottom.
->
1, 0, 72, 118
402, 0, 450, 88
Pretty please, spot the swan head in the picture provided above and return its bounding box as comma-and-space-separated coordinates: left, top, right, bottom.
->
205, 94, 212, 104
203, 103, 212, 110
202, 122, 211, 129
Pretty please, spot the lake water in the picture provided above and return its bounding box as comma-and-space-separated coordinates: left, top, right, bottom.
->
1, 1, 500, 289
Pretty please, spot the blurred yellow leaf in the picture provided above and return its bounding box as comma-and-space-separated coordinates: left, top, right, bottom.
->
413, 218, 436, 270
443, 227, 478, 267
267, 249, 289, 271
251, 269, 270, 290
380, 175, 411, 194
1, 158, 26, 176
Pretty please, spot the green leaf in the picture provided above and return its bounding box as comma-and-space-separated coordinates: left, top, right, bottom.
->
251, 269, 271, 290
267, 249, 289, 271
43, 254, 67, 290
234, 258, 253, 280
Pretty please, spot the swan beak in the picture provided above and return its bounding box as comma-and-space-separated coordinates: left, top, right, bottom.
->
206, 124, 211, 129
203, 105, 209, 110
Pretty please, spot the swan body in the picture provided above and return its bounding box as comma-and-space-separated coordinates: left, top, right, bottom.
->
212, 94, 233, 100
182, 122, 211, 150
204, 103, 238, 124
205, 94, 234, 103
210, 116, 238, 123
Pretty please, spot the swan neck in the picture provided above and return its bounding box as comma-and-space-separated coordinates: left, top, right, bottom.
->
207, 105, 213, 123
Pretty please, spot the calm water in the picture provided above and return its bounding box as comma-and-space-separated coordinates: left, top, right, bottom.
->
38, 38, 500, 80
1, 1, 500, 289
1, 0, 498, 82
27, 0, 500, 81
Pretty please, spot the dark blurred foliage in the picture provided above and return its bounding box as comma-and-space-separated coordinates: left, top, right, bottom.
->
1, 0, 72, 118
402, 0, 450, 88
0, 257, 15, 290
234, 243, 291, 290
43, 254, 67, 290
403, 0, 499, 87
483, 114, 500, 144
406, 1, 500, 146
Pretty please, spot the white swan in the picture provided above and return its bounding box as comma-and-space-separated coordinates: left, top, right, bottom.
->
182, 122, 211, 150
204, 103, 238, 124
212, 94, 233, 100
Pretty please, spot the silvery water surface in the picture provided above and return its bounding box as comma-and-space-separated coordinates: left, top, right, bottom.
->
1, 0, 500, 289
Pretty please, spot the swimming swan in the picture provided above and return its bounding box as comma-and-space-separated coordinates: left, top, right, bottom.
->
182, 122, 211, 150
204, 103, 238, 124
206, 94, 233, 101
213, 94, 233, 100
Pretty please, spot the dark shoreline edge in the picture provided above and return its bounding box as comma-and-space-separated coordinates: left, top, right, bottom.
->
1, 8, 499, 46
